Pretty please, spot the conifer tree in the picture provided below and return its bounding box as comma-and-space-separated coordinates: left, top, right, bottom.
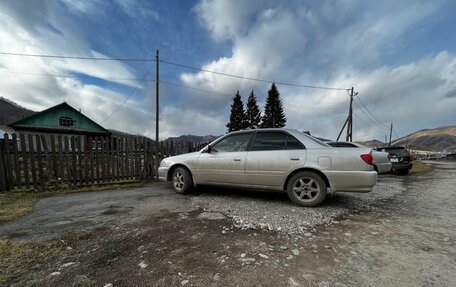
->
260, 83, 287, 128
245, 90, 262, 129
226, 91, 247, 132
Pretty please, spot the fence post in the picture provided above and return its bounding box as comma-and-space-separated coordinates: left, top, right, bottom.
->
84, 136, 89, 185
19, 134, 30, 189
12, 134, 21, 189
89, 136, 94, 185
35, 135, 44, 191
70, 136, 76, 185
50, 135, 58, 179
0, 139, 6, 192
64, 136, 71, 184
94, 136, 100, 183
28, 134, 37, 189
77, 136, 83, 186
3, 134, 13, 191
57, 135, 64, 182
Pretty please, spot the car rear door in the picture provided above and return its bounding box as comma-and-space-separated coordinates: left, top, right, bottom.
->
245, 131, 307, 188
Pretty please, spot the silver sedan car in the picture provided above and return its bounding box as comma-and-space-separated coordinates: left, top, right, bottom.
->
326, 141, 392, 174
159, 128, 378, 207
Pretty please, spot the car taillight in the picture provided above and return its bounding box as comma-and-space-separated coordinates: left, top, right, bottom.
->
360, 153, 373, 166
387, 154, 391, 161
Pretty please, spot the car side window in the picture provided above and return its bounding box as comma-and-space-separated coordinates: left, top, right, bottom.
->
211, 133, 252, 152
286, 135, 305, 150
250, 132, 288, 151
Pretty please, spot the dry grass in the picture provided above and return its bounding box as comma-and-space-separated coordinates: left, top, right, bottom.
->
0, 240, 66, 284
410, 160, 433, 174
0, 192, 41, 224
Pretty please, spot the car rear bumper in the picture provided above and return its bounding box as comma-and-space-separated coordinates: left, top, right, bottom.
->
325, 170, 378, 193
391, 162, 413, 172
376, 162, 392, 174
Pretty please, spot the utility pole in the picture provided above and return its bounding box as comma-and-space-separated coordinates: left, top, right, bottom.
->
155, 49, 159, 180
336, 117, 348, 141
385, 135, 387, 145
336, 87, 355, 142
345, 87, 354, 142
388, 122, 393, 146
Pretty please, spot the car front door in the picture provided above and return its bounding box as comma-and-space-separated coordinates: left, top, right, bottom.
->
197, 132, 253, 185
245, 132, 307, 188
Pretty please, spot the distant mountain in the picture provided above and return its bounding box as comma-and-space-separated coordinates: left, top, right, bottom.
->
391, 126, 456, 152
166, 134, 220, 144
0, 97, 35, 125
356, 139, 386, 148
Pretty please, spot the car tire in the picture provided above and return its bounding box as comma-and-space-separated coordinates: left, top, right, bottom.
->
399, 169, 409, 175
172, 167, 193, 194
286, 171, 327, 207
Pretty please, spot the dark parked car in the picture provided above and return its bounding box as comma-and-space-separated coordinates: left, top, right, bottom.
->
375, 146, 413, 175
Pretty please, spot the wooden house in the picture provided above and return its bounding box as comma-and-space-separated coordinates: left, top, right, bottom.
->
8, 102, 110, 150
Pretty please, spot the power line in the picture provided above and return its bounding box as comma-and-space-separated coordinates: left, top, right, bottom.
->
0, 51, 155, 62
353, 100, 389, 132
100, 67, 154, 123
160, 59, 349, 91
159, 80, 232, 97
352, 111, 389, 135
355, 95, 389, 129
0, 70, 154, 82
1, 51, 349, 90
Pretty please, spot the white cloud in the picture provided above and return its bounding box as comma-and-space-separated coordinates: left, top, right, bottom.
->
0, 0, 152, 137
178, 0, 454, 141
0, 0, 454, 142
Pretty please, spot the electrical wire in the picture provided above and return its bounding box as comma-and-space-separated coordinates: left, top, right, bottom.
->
355, 95, 389, 129
0, 51, 350, 90
0, 51, 155, 62
159, 80, 232, 97
100, 67, 154, 123
353, 100, 389, 132
0, 70, 154, 82
352, 111, 389, 135
160, 59, 349, 91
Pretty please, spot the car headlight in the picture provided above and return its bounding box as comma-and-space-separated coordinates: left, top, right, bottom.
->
160, 160, 172, 167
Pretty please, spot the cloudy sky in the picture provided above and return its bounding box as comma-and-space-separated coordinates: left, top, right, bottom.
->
0, 0, 455, 141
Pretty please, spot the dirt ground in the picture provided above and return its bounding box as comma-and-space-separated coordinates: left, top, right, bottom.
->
1, 161, 455, 287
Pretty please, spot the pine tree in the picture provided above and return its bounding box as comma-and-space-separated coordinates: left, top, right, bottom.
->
260, 83, 287, 128
226, 91, 247, 132
245, 90, 262, 129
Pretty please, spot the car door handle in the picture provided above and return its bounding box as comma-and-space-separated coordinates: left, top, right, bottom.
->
233, 158, 242, 161
290, 157, 300, 161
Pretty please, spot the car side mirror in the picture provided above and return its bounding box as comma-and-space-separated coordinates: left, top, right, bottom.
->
203, 145, 212, 153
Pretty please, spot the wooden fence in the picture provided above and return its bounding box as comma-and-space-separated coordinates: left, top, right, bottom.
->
0, 133, 206, 192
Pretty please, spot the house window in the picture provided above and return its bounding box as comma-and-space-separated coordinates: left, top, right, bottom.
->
59, 116, 75, 127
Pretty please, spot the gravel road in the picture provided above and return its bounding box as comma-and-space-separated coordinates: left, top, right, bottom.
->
190, 176, 405, 235
1, 160, 455, 287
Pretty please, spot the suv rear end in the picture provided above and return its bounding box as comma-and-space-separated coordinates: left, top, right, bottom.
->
375, 147, 412, 175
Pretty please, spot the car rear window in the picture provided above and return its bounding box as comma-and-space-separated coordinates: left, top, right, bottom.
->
251, 132, 287, 151
381, 148, 409, 157
250, 132, 305, 151
327, 142, 357, 148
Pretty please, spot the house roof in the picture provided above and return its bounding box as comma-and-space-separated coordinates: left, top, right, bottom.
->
9, 102, 111, 135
